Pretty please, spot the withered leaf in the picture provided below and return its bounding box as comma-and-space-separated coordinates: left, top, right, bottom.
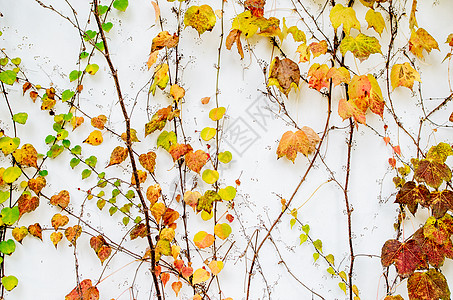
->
130, 223, 148, 240
13, 144, 38, 168
414, 159, 452, 189
151, 31, 179, 53
169, 143, 193, 161
51, 213, 69, 230
28, 223, 42, 241
407, 269, 450, 300
268, 57, 300, 96
139, 151, 157, 173
50, 190, 70, 209
226, 29, 244, 59
381, 239, 427, 277
395, 181, 430, 215
107, 146, 128, 167
65, 225, 82, 245
28, 176, 46, 195
17, 193, 39, 218
65, 279, 99, 300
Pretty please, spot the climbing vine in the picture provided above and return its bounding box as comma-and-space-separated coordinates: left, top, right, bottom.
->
0, 0, 452, 299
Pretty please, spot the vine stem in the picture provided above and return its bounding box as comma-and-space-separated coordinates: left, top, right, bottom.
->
345, 118, 355, 300
92, 2, 162, 299
245, 92, 332, 300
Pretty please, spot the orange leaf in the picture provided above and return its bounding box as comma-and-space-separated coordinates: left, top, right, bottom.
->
13, 144, 38, 168
151, 1, 160, 23
51, 213, 69, 230
160, 273, 170, 287
308, 40, 328, 58
65, 279, 99, 300
65, 225, 82, 245
107, 146, 128, 167
214, 223, 232, 240
193, 231, 214, 249
192, 268, 210, 284
151, 202, 166, 223
208, 260, 224, 276
226, 29, 244, 59
146, 184, 162, 207
28, 223, 42, 240
276, 128, 320, 162
172, 281, 182, 296
409, 28, 439, 59
28, 176, 46, 195
185, 150, 209, 173
91, 115, 107, 130
307, 63, 329, 91
17, 193, 39, 218
50, 190, 70, 209
139, 151, 157, 173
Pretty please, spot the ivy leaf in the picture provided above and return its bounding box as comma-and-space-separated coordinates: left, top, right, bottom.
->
139, 151, 157, 173
2, 276, 18, 291
0, 70, 17, 85
157, 131, 176, 151
429, 190, 453, 219
192, 268, 211, 285
200, 127, 216, 141
13, 143, 38, 168
150, 64, 169, 96
218, 151, 232, 163
12, 226, 28, 244
390, 62, 421, 90
407, 269, 450, 300
65, 279, 99, 300
414, 159, 451, 189
423, 215, 453, 245
326, 66, 350, 86
28, 176, 46, 195
65, 225, 82, 245
17, 193, 39, 219
50, 190, 70, 209
1, 207, 20, 225
91, 115, 107, 130
2, 166, 22, 184
268, 57, 300, 96
276, 127, 320, 162
197, 190, 220, 214
208, 260, 224, 276
12, 112, 28, 125
381, 239, 427, 277
50, 232, 63, 248
365, 9, 385, 35
209, 107, 226, 121
308, 40, 328, 58
51, 213, 69, 230
226, 29, 244, 59
395, 181, 430, 215
218, 186, 236, 201
107, 146, 128, 167
0, 239, 15, 255
329, 4, 361, 36
0, 136, 20, 155
409, 28, 439, 59
340, 34, 382, 62
83, 130, 103, 146
113, 0, 128, 12
169, 143, 193, 161
85, 64, 99, 75
307, 63, 329, 91
69, 70, 82, 82
412, 228, 453, 268
202, 169, 219, 184
184, 5, 216, 35
426, 142, 453, 164
130, 223, 148, 240
194, 231, 215, 249
245, 0, 265, 17
102, 22, 113, 32
214, 223, 232, 240
185, 150, 209, 173
28, 223, 42, 240
151, 31, 179, 52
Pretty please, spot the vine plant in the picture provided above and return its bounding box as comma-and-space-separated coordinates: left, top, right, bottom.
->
0, 0, 452, 299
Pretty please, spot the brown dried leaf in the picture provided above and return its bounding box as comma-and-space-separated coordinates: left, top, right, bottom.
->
28, 223, 42, 241
107, 146, 128, 167
50, 190, 70, 209
139, 151, 157, 173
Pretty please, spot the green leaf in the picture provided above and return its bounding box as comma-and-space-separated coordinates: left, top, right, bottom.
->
83, 30, 96, 41
56, 130, 69, 141
299, 234, 308, 244
102, 22, 113, 32
109, 206, 118, 216
0, 239, 16, 255
112, 189, 120, 197
71, 145, 82, 155
80, 52, 89, 59
47, 144, 64, 158
157, 131, 177, 151
313, 239, 323, 252
70, 158, 80, 169
113, 0, 128, 12
339, 282, 347, 294
313, 252, 320, 262
1, 207, 19, 225
85, 156, 97, 168
134, 216, 142, 223
98, 5, 108, 15
202, 169, 219, 184
11, 58, 21, 65
39, 170, 48, 176
3, 166, 22, 184
125, 190, 135, 199
45, 135, 56, 144
97, 198, 106, 210
327, 267, 335, 275
62, 139, 71, 148
69, 70, 82, 82
326, 254, 335, 265
61, 90, 75, 102
0, 70, 17, 85
201, 127, 216, 141
218, 151, 232, 163
12, 113, 28, 125
82, 169, 92, 179
0, 58, 8, 66
122, 216, 130, 226
302, 224, 310, 234
290, 218, 296, 229
85, 64, 100, 75
0, 191, 10, 204
63, 113, 73, 121
0, 137, 20, 155
95, 42, 105, 51
2, 275, 18, 291
218, 186, 236, 200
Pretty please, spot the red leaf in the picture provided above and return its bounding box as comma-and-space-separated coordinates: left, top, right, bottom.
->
28, 223, 42, 241
393, 145, 401, 156
65, 279, 99, 300
395, 181, 430, 215
160, 273, 170, 287
407, 269, 450, 299
130, 223, 148, 240
381, 239, 427, 277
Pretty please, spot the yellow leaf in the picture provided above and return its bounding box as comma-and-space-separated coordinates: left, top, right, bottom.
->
308, 40, 328, 58
192, 268, 210, 284
340, 33, 382, 62
147, 51, 158, 70
170, 84, 185, 102
107, 146, 128, 167
184, 5, 216, 35
276, 128, 320, 162
150, 64, 169, 96
151, 31, 178, 53
326, 67, 350, 86
365, 9, 385, 35
208, 260, 224, 276
131, 170, 147, 185
146, 184, 162, 207
409, 28, 439, 59
214, 223, 232, 240
390, 62, 421, 90
151, 202, 166, 223
13, 144, 38, 168
83, 130, 103, 146
296, 43, 310, 63
330, 4, 361, 36
193, 231, 214, 249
